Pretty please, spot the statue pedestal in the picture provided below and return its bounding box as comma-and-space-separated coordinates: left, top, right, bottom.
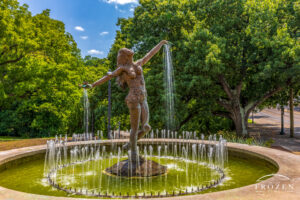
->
105, 157, 167, 177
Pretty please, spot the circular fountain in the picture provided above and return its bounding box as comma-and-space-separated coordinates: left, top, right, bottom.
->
43, 132, 228, 198
2, 133, 300, 200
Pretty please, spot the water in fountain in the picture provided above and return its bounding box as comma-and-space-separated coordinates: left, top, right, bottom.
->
163, 44, 176, 131
44, 131, 228, 198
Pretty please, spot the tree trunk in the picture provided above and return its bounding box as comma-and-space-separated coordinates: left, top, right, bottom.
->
232, 106, 249, 137
217, 75, 282, 137
289, 88, 294, 138
280, 105, 285, 135
91, 110, 94, 136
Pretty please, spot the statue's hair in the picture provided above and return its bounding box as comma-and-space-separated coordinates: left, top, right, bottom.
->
116, 48, 135, 90
116, 73, 127, 90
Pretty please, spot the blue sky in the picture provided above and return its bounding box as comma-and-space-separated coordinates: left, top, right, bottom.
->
18, 0, 139, 58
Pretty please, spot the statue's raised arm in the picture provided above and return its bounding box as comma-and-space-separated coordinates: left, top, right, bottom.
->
80, 67, 124, 89
91, 67, 124, 88
136, 40, 168, 66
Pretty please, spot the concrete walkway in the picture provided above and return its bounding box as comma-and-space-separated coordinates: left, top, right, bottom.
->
249, 108, 300, 154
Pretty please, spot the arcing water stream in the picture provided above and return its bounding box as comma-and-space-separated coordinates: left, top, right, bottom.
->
163, 44, 176, 131
83, 89, 89, 134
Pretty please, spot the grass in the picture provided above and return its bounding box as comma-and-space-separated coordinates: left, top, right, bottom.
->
0, 134, 109, 151
0, 136, 25, 141
247, 119, 254, 124
216, 130, 273, 147
0, 136, 58, 141
0, 136, 68, 151
0, 138, 51, 151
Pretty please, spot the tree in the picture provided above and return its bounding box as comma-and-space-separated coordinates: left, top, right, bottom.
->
0, 0, 88, 137
104, 0, 299, 136
0, 0, 37, 68
184, 0, 300, 136
289, 87, 294, 137
102, 0, 235, 133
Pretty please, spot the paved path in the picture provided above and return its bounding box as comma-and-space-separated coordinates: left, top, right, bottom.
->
250, 108, 300, 153
255, 108, 300, 135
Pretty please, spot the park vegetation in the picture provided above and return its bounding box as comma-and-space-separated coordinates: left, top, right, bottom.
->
0, 0, 299, 138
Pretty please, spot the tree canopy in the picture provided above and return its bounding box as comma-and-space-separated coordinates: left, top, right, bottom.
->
0, 0, 299, 137
0, 0, 107, 137
102, 0, 299, 135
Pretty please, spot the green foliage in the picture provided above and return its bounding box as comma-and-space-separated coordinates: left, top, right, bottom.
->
1, 0, 299, 138
103, 0, 299, 135
183, 0, 299, 135
262, 82, 300, 109
0, 136, 22, 141
101, 0, 235, 133
264, 139, 275, 147
187, 1, 298, 96
216, 130, 267, 146
0, 0, 93, 137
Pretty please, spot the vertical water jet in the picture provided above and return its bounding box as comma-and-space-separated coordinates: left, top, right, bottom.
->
163, 44, 176, 131
83, 89, 89, 134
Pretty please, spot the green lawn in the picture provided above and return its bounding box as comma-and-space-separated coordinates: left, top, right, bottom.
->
0, 136, 25, 141
248, 119, 254, 124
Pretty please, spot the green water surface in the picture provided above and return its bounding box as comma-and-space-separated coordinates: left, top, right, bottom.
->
0, 151, 277, 198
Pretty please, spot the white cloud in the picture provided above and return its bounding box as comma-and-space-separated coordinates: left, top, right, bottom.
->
80, 36, 88, 40
113, 5, 126, 12
88, 49, 104, 55
104, 0, 138, 5
100, 31, 109, 36
74, 26, 84, 31
129, 4, 136, 12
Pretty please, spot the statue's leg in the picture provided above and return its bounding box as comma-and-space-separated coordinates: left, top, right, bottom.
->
138, 99, 151, 140
127, 102, 141, 162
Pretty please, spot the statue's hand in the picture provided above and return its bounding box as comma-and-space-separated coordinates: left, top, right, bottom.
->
85, 84, 92, 89
161, 40, 168, 45
107, 71, 113, 77
79, 82, 92, 89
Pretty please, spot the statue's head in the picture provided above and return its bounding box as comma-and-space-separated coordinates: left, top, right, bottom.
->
116, 48, 134, 89
117, 48, 134, 65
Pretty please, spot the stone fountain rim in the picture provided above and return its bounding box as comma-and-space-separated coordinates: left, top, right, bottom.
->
0, 138, 299, 200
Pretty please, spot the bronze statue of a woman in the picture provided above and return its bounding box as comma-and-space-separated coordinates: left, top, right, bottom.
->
83, 40, 168, 162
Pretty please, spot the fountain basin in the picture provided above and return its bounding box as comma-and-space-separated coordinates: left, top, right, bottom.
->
0, 139, 299, 200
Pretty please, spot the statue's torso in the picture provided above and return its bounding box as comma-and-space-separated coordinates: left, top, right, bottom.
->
122, 64, 146, 104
